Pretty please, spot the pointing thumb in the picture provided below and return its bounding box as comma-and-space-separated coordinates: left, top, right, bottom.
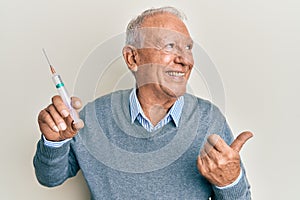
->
230, 131, 253, 152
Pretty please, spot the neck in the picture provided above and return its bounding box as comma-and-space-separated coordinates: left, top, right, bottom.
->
136, 87, 177, 126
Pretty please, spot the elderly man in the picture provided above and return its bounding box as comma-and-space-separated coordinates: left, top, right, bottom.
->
34, 6, 252, 199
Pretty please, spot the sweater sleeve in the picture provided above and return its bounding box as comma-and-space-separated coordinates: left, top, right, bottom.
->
33, 136, 80, 187
212, 119, 251, 200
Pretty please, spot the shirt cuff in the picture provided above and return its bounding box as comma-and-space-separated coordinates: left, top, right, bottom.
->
215, 169, 243, 189
43, 135, 71, 148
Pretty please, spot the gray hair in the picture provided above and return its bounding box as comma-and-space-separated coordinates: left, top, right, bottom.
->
125, 6, 187, 46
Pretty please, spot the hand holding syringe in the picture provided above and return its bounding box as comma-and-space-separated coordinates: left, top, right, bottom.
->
39, 49, 84, 141
42, 48, 80, 123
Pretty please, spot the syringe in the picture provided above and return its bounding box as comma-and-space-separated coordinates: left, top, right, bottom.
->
42, 48, 80, 124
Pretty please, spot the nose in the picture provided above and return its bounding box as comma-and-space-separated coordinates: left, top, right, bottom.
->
174, 53, 194, 69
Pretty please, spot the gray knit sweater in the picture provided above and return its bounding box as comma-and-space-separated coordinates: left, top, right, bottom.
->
33, 89, 251, 199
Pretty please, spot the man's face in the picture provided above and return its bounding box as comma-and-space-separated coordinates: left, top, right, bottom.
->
134, 13, 194, 98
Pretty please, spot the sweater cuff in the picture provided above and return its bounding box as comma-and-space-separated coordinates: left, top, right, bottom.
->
37, 136, 71, 160
212, 169, 251, 200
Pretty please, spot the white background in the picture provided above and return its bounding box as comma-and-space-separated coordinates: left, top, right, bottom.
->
1, 0, 300, 199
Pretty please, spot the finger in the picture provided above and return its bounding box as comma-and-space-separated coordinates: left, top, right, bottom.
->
72, 119, 84, 130
46, 104, 67, 131
197, 155, 211, 176
199, 148, 207, 158
230, 131, 253, 152
202, 142, 218, 159
38, 109, 59, 133
39, 123, 60, 141
196, 155, 205, 172
65, 114, 84, 132
52, 95, 70, 117
207, 134, 229, 152
71, 96, 83, 110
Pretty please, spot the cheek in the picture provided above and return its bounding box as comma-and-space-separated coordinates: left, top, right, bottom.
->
160, 54, 174, 64
147, 50, 174, 65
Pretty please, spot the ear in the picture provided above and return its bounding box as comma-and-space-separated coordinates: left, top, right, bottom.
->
122, 45, 139, 72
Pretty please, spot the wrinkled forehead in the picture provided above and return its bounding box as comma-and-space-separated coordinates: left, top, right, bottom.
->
132, 27, 193, 49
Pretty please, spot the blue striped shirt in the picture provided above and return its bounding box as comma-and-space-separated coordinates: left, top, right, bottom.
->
129, 89, 184, 132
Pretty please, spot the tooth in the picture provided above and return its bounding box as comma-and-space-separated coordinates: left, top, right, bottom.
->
168, 72, 184, 77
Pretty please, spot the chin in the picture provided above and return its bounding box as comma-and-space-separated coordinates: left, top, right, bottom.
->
164, 86, 186, 98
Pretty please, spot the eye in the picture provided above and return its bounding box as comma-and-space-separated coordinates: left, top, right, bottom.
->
185, 44, 193, 50
164, 43, 175, 51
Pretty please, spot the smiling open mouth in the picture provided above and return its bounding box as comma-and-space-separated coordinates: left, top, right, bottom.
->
167, 71, 185, 77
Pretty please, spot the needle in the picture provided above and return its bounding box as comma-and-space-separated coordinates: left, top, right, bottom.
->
42, 48, 56, 74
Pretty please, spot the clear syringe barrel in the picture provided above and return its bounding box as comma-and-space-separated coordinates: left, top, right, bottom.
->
52, 74, 80, 123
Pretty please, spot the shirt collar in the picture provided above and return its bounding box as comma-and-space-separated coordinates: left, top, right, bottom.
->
129, 88, 184, 127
